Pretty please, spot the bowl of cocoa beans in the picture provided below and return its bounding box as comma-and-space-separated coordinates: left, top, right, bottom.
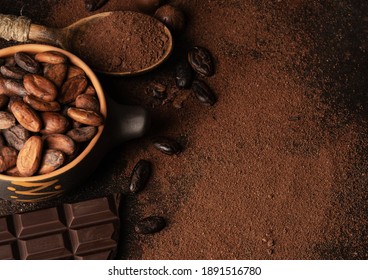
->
0, 44, 149, 202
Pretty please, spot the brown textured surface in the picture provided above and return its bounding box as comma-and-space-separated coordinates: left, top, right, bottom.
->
1, 0, 368, 259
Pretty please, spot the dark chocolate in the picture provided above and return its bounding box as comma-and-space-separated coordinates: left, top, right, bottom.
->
0, 194, 120, 260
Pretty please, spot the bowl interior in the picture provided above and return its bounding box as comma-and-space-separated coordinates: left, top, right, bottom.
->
0, 44, 107, 182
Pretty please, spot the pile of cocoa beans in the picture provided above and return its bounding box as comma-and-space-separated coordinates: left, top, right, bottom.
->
0, 51, 104, 177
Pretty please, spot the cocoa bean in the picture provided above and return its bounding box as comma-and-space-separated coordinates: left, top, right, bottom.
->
43, 63, 68, 88
7, 96, 22, 112
16, 136, 43, 176
10, 99, 42, 132
35, 51, 68, 64
188, 46, 215, 77
43, 134, 76, 156
66, 126, 97, 142
6, 79, 29, 97
153, 136, 182, 155
23, 74, 58, 101
0, 65, 27, 80
4, 79, 29, 97
23, 95, 61, 112
0, 146, 17, 173
40, 112, 70, 135
175, 58, 193, 89
14, 52, 40, 74
66, 65, 85, 79
3, 125, 30, 151
135, 216, 166, 234
75, 94, 100, 112
0, 111, 16, 129
38, 149, 66, 175
59, 75, 88, 104
191, 79, 216, 106
129, 159, 151, 193
67, 107, 104, 126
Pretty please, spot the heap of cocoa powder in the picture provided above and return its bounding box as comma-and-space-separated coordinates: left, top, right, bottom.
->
71, 11, 170, 73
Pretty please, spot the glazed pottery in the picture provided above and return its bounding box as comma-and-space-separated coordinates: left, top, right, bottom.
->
0, 44, 149, 202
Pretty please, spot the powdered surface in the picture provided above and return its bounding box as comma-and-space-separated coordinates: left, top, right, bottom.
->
71, 11, 170, 73
0, 0, 367, 260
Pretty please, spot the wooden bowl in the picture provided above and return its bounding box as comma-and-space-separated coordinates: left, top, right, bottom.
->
0, 44, 149, 202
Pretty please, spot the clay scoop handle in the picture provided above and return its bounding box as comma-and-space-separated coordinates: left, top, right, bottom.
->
0, 13, 63, 46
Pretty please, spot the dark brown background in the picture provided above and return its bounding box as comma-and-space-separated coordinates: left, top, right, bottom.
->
1, 0, 368, 259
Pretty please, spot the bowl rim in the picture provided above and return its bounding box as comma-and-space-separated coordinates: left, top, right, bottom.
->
0, 44, 107, 182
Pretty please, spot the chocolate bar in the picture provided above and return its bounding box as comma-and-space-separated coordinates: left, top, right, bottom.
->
0, 194, 120, 260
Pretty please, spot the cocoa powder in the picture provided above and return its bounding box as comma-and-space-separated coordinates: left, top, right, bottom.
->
71, 11, 170, 73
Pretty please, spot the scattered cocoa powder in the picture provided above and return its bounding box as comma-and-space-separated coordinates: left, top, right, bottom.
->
71, 11, 170, 73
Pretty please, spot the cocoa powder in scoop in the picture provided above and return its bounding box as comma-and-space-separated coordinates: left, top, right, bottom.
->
71, 11, 170, 73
